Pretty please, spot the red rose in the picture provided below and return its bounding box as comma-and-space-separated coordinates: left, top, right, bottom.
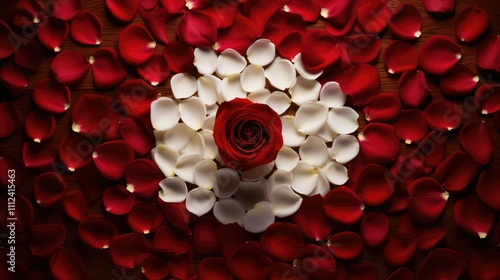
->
213, 98, 283, 171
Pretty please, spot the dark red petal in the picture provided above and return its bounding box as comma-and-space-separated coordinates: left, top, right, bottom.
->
118, 23, 156, 65
136, 254, 169, 280
214, 14, 257, 55
0, 102, 21, 139
276, 31, 302, 61
301, 29, 341, 71
495, 113, 500, 132
63, 190, 88, 222
24, 111, 56, 143
347, 154, 365, 191
0, 155, 27, 189
268, 262, 300, 280
294, 244, 336, 279
194, 215, 221, 255
359, 123, 400, 164
51, 49, 89, 85
384, 40, 418, 75
160, 0, 185, 14
323, 4, 357, 37
229, 242, 273, 280
455, 7, 488, 43
127, 201, 164, 234
422, 0, 455, 15
33, 78, 70, 114
435, 151, 481, 193
119, 118, 155, 156
137, 55, 170, 86
162, 41, 194, 73
455, 194, 495, 238
323, 186, 364, 224
419, 35, 462, 76
386, 191, 410, 213
152, 224, 191, 254
475, 84, 500, 115
37, 16, 69, 52
383, 234, 417, 266
115, 79, 159, 118
346, 263, 377, 280
327, 231, 363, 261
477, 164, 500, 211
0, 194, 33, 232
262, 11, 307, 46
413, 130, 447, 168
108, 233, 151, 268
74, 162, 107, 201
284, 0, 320, 23
22, 141, 54, 171
106, 0, 138, 22
394, 109, 428, 144
398, 211, 421, 239
103, 184, 135, 215
125, 159, 164, 198
389, 4, 422, 40
15, 40, 43, 71
415, 225, 446, 251
363, 92, 401, 123
419, 248, 466, 280
0, 64, 28, 97
216, 223, 249, 257
0, 19, 17, 59
199, 257, 233, 280
197, 0, 238, 29
388, 267, 412, 280
408, 177, 448, 222
169, 252, 196, 279
52, 0, 82, 21
93, 140, 134, 180
157, 199, 191, 233
424, 100, 462, 131
345, 34, 381, 64
78, 215, 117, 249
34, 172, 66, 207
357, 0, 391, 34
476, 35, 500, 72
30, 224, 66, 258
90, 48, 127, 89
70, 11, 102, 45
260, 222, 304, 261
459, 121, 494, 165
440, 63, 479, 97
71, 94, 115, 138
242, 0, 282, 36
178, 10, 217, 48
357, 164, 394, 206
49, 248, 86, 280
58, 133, 93, 172
139, 6, 169, 45
470, 252, 500, 280
11, 0, 43, 28
139, 0, 158, 11
361, 212, 389, 247
399, 70, 431, 108
292, 194, 333, 241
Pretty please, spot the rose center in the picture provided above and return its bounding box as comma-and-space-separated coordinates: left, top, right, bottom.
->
232, 121, 268, 152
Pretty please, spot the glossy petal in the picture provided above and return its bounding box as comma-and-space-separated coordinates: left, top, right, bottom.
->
106, 0, 138, 22
440, 64, 479, 97
78, 215, 117, 249
361, 212, 390, 246
475, 84, 500, 115
261, 222, 303, 261
358, 123, 400, 164
229, 242, 273, 280
281, 116, 306, 147
37, 16, 68, 52
389, 4, 422, 40
150, 97, 180, 131
476, 35, 500, 72
127, 201, 164, 234
459, 121, 494, 165
301, 29, 341, 71
125, 159, 164, 198
213, 198, 245, 226
14, 40, 42, 71
70, 11, 102, 45
163, 41, 195, 73
323, 186, 363, 225
178, 10, 217, 48
384, 40, 418, 75
118, 23, 155, 65
409, 178, 449, 222
419, 35, 462, 76
455, 194, 495, 238
423, 0, 455, 14
363, 92, 401, 122
0, 64, 28, 97
327, 231, 363, 261
455, 7, 489, 43
264, 57, 296, 90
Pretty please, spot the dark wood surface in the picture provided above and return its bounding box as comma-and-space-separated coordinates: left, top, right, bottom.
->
1, 0, 499, 279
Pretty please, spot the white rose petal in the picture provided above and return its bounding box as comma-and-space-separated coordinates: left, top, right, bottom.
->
171, 73, 197, 99
289, 76, 321, 106
179, 97, 207, 131
320, 81, 346, 108
213, 198, 245, 226
324, 161, 349, 185
275, 146, 299, 172
152, 145, 179, 178
291, 161, 318, 196
151, 97, 179, 131
264, 57, 296, 90
163, 123, 190, 151
213, 168, 240, 198
293, 53, 323, 80
194, 47, 218, 75
245, 201, 275, 233
281, 115, 306, 147
299, 136, 329, 167
159, 177, 187, 203
216, 49, 247, 78
270, 184, 303, 218
197, 75, 221, 105
241, 64, 266, 92
234, 179, 269, 210
186, 187, 216, 217
327, 107, 360, 135
294, 101, 328, 135
174, 153, 203, 184
330, 134, 360, 164
221, 74, 247, 101
266, 91, 291, 115
247, 39, 276, 66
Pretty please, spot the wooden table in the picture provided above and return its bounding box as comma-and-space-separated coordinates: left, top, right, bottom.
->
1, 0, 499, 279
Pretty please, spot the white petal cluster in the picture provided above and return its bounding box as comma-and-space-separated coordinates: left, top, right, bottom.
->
151, 39, 359, 233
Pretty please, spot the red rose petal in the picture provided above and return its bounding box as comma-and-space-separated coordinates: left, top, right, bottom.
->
455, 7, 489, 43
363, 92, 401, 123
495, 113, 500, 132
269, 262, 300, 280
470, 252, 500, 280
345, 34, 381, 64
51, 49, 89, 85
408, 177, 448, 222
387, 190, 411, 214
106, 0, 138, 22
435, 151, 481, 193
11, 0, 43, 28
0, 194, 32, 232
419, 248, 466, 280
229, 242, 273, 280
0, 155, 27, 190
194, 215, 221, 255
152, 224, 191, 254
216, 223, 249, 257
37, 16, 69, 52
361, 212, 389, 247
0, 102, 21, 139
103, 184, 135, 215
294, 244, 336, 279
459, 121, 494, 165
476, 34, 500, 72
241, 0, 282, 36
178, 10, 217, 48
169, 251, 195, 279
260, 222, 304, 261
383, 234, 417, 266
323, 186, 364, 224
58, 133, 93, 172
394, 109, 428, 144
24, 111, 56, 143
262, 11, 307, 46
118, 23, 156, 65
419, 35, 462, 76
136, 254, 169, 280
157, 199, 191, 233
90, 48, 127, 89
301, 29, 341, 71
127, 201, 164, 234
455, 194, 495, 238
423, 0, 455, 15
359, 123, 400, 164
276, 31, 302, 61
214, 14, 257, 55
389, 4, 422, 40
50, 248, 86, 280
347, 154, 365, 191
162, 41, 195, 73
15, 40, 43, 71
115, 79, 159, 118
357, 164, 394, 206
415, 225, 446, 251
63, 190, 88, 222
78, 215, 117, 249
399, 70, 431, 108
384, 40, 418, 75
160, 0, 185, 14
52, 0, 82, 21
74, 162, 107, 201
197, 0, 238, 29
284, 0, 320, 23
292, 194, 333, 241
0, 19, 18, 59
477, 164, 500, 211
34, 172, 67, 207
0, 64, 28, 97
346, 263, 377, 280
391, 155, 432, 191
33, 78, 70, 114
387, 267, 412, 280
93, 140, 134, 180
70, 11, 103, 45
30, 224, 66, 258
199, 257, 232, 280
440, 63, 479, 97
357, 0, 391, 34
475, 84, 500, 115
109, 233, 151, 268
399, 213, 429, 238
139, 0, 158, 11
22, 141, 54, 171
327, 231, 363, 261
424, 100, 462, 131
125, 159, 164, 198
119, 118, 155, 156
139, 6, 169, 45
137, 55, 170, 86
323, 3, 357, 37
413, 130, 447, 168
71, 94, 117, 138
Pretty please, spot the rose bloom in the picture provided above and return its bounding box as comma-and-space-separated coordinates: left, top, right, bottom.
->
213, 98, 283, 171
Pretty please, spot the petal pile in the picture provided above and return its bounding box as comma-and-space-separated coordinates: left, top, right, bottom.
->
118, 23, 156, 65
389, 4, 422, 40
455, 7, 489, 43
419, 35, 462, 76
70, 11, 103, 45
384, 40, 419, 75
476, 35, 500, 72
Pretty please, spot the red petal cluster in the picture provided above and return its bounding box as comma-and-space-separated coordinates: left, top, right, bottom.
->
125, 159, 164, 198
33, 78, 70, 114
424, 100, 462, 131
435, 151, 481, 192
301, 29, 341, 71
229, 242, 273, 280
50, 248, 86, 280
127, 201, 164, 234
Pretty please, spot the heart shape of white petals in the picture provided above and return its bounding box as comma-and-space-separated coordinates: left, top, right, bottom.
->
150, 39, 360, 233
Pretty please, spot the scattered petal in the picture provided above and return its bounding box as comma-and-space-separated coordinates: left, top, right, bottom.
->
327, 231, 363, 261
455, 194, 495, 238
178, 10, 217, 48
455, 7, 489, 43
293, 194, 332, 240
476, 164, 500, 211
281, 116, 306, 147
0, 102, 21, 139
163, 41, 195, 73
37, 16, 69, 52
475, 84, 500, 115
106, 0, 138, 22
63, 190, 88, 222
384, 40, 418, 75
137, 54, 170, 86
441, 64, 479, 97
270, 185, 303, 218
476, 35, 500, 72
50, 248, 86, 280
389, 4, 422, 40
419, 248, 466, 280
357, 164, 394, 206
51, 49, 89, 85
71, 94, 117, 139
109, 233, 151, 268
361, 212, 389, 246
214, 14, 257, 55
247, 39, 276, 66
358, 123, 400, 164
394, 109, 428, 144
22, 141, 54, 171
139, 6, 168, 45
216, 49, 247, 78
199, 257, 232, 280
213, 198, 245, 226
423, 0, 455, 15
409, 177, 448, 222
294, 244, 337, 279
0, 194, 33, 232
301, 29, 341, 71
221, 74, 247, 101
323, 186, 363, 225
459, 121, 494, 165
0, 19, 17, 59
70, 11, 102, 45
470, 252, 500, 280
261, 222, 303, 261
384, 235, 417, 266
420, 35, 462, 76
30, 224, 66, 258
245, 201, 275, 233
345, 34, 381, 64
150, 97, 180, 131
229, 242, 273, 280
118, 23, 155, 65
125, 159, 164, 198
399, 70, 431, 108
128, 201, 164, 234
14, 40, 43, 71
79, 215, 117, 249
363, 92, 401, 123
186, 187, 216, 217
0, 64, 28, 97
264, 57, 296, 90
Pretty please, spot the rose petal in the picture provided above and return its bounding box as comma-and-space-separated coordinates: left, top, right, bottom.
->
394, 109, 428, 144
163, 41, 194, 73
229, 242, 273, 280
327, 231, 363, 261
127, 201, 164, 234
150, 97, 180, 131
440, 64, 479, 97
58, 132, 93, 171
0, 155, 27, 190
186, 187, 216, 217
435, 151, 481, 193
14, 40, 42, 71
118, 23, 155, 65
245, 38, 276, 67
389, 4, 422, 40
240, 64, 266, 93
420, 35, 462, 76
384, 40, 418, 75
269, 184, 303, 218
470, 252, 500, 280
419, 248, 466, 280
476, 164, 500, 211
37, 16, 68, 52
69, 11, 102, 46
277, 32, 303, 62
168, 251, 195, 279
51, 49, 89, 85
78, 215, 117, 249
323, 186, 363, 224
0, 194, 33, 232
475, 84, 500, 115
63, 190, 88, 222
455, 194, 495, 239
264, 57, 296, 91
326, 107, 359, 135
323, 4, 357, 36
0, 19, 17, 59
275, 146, 299, 172
139, 6, 168, 45
106, 0, 138, 22
216, 49, 247, 78
109, 233, 151, 268
74, 162, 107, 201
476, 35, 500, 72
459, 121, 494, 165
22, 141, 54, 171
157, 199, 190, 233
245, 201, 275, 233
416, 225, 446, 251
363, 92, 401, 123
30, 224, 66, 258
137, 54, 170, 86
242, 0, 282, 36
50, 248, 86, 280
125, 159, 164, 198
399, 70, 431, 108
357, 164, 394, 206
423, 0, 455, 15
301, 29, 341, 71
178, 10, 217, 48
199, 257, 232, 280
138, 254, 169, 280
384, 235, 417, 266
179, 97, 206, 131
294, 244, 337, 279
193, 215, 220, 255
359, 123, 400, 164
264, 90, 289, 114
409, 177, 449, 222
221, 73, 247, 101
197, 0, 238, 29
103, 185, 135, 215
345, 34, 381, 64
289, 77, 321, 106
357, 0, 391, 34
281, 116, 306, 147
0, 102, 20, 139
213, 198, 245, 226
346, 263, 377, 280
426, 101, 463, 131
89, 48, 126, 88
93, 140, 134, 180
284, 0, 320, 23
119, 118, 154, 156
361, 212, 389, 246
0, 64, 28, 97
214, 14, 257, 55
260, 222, 303, 261
293, 194, 332, 240
71, 94, 117, 139
298, 136, 329, 168
455, 7, 489, 43
290, 161, 319, 196
24, 111, 55, 143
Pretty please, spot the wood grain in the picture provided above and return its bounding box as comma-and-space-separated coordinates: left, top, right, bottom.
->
1, 0, 499, 279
